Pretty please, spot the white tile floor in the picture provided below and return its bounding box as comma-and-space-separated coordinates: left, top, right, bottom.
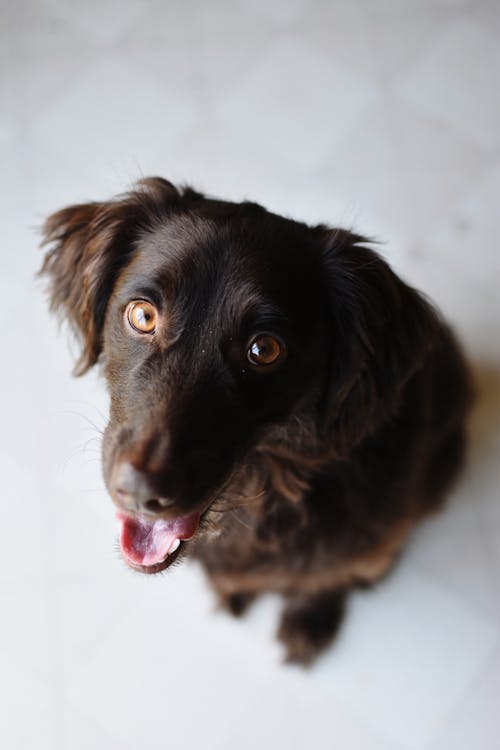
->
1, 1, 500, 748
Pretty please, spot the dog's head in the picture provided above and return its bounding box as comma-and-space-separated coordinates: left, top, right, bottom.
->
40, 178, 439, 572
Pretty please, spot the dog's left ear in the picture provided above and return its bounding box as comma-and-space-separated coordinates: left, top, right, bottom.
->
318, 229, 441, 455
39, 177, 180, 375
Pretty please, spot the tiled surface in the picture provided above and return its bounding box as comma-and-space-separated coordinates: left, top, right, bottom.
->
1, 1, 500, 748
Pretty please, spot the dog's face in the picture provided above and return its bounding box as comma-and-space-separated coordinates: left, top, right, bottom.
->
100, 204, 330, 570
40, 178, 437, 573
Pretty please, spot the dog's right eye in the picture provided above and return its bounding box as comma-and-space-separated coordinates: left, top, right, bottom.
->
125, 301, 158, 334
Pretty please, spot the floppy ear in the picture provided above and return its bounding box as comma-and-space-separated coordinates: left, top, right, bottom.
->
39, 177, 180, 375
319, 229, 441, 455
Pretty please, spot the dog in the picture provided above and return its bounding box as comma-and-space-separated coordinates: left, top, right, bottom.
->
40, 177, 472, 664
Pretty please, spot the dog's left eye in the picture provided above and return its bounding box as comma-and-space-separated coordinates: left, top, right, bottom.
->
247, 334, 285, 368
125, 301, 158, 334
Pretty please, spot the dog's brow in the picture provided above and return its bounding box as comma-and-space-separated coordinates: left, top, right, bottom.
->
240, 301, 288, 329
126, 285, 164, 307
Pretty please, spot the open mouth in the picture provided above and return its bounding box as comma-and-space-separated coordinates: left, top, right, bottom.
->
116, 510, 201, 574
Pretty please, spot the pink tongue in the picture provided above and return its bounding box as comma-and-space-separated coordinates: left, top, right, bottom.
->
117, 511, 200, 567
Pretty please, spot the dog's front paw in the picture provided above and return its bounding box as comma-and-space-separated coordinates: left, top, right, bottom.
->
277, 590, 346, 666
218, 591, 255, 618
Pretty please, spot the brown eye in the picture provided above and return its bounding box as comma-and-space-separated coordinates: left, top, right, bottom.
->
126, 301, 158, 334
247, 334, 284, 368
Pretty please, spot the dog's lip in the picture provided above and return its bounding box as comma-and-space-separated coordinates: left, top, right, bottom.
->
121, 542, 183, 574
116, 509, 201, 574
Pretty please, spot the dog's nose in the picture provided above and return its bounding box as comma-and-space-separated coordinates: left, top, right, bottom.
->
112, 461, 175, 515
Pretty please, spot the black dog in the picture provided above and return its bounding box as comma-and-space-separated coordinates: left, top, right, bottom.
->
40, 177, 472, 664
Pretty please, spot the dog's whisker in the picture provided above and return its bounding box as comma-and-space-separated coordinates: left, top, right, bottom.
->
65, 400, 108, 429
209, 489, 267, 512
55, 409, 105, 436
225, 509, 254, 532
82, 435, 102, 458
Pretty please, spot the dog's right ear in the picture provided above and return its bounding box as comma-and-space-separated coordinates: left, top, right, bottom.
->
39, 177, 180, 375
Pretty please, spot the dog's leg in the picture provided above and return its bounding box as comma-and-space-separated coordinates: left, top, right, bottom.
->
218, 590, 256, 617
208, 576, 256, 617
277, 589, 347, 665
